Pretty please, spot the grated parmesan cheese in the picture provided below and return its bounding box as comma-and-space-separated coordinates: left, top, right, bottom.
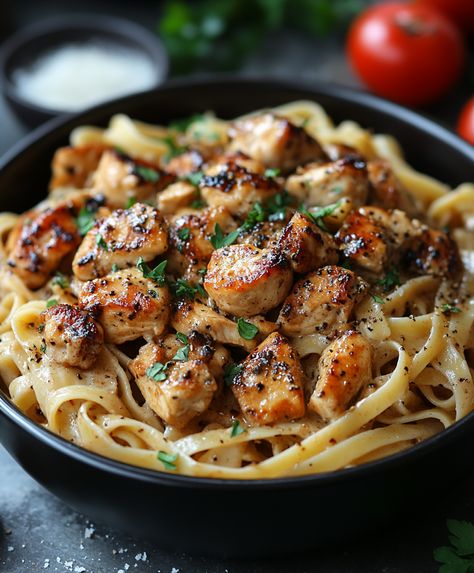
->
13, 42, 159, 112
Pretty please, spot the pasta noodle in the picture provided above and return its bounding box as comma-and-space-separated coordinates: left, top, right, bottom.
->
0, 101, 472, 479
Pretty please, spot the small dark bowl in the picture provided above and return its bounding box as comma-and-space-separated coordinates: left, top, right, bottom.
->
0, 14, 169, 128
0, 78, 473, 558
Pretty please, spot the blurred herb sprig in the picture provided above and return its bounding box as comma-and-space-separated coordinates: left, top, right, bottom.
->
159, 0, 369, 74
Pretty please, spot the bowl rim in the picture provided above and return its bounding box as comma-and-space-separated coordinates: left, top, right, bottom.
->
0, 13, 169, 117
0, 75, 473, 491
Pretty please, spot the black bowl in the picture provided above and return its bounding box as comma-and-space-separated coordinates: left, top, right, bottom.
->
0, 14, 169, 128
0, 78, 473, 558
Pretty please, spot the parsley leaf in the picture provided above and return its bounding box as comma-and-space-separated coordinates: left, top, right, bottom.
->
46, 299, 58, 309
173, 332, 190, 362
264, 168, 281, 178
434, 519, 474, 572
224, 363, 243, 387
96, 233, 108, 251
267, 190, 292, 221
241, 202, 266, 232
76, 206, 97, 236
40, 342, 47, 354
126, 196, 137, 208
300, 201, 341, 231
52, 272, 68, 289
173, 278, 206, 300
146, 362, 169, 382
377, 268, 400, 292
169, 113, 205, 132
186, 171, 204, 187
371, 294, 385, 305
230, 419, 245, 438
210, 223, 240, 249
137, 257, 167, 286
161, 136, 186, 162
157, 450, 178, 471
237, 318, 259, 340
441, 303, 462, 315
133, 165, 161, 183
178, 227, 191, 241
111, 263, 119, 273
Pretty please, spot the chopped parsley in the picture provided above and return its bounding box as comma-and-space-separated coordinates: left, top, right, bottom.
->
210, 223, 240, 249
157, 450, 178, 471
230, 420, 245, 438
137, 257, 167, 286
377, 268, 400, 292
46, 299, 58, 309
37, 323, 45, 333
178, 227, 191, 241
241, 202, 266, 232
52, 272, 68, 289
186, 171, 203, 187
40, 342, 47, 354
441, 303, 461, 315
267, 190, 292, 221
126, 196, 137, 208
111, 264, 119, 273
264, 168, 281, 178
191, 198, 206, 209
161, 136, 186, 162
371, 294, 385, 305
237, 318, 259, 340
76, 206, 97, 236
146, 362, 169, 382
173, 332, 190, 361
173, 278, 206, 300
96, 233, 109, 251
133, 165, 160, 183
169, 113, 204, 132
300, 201, 341, 232
224, 363, 243, 387
434, 519, 474, 572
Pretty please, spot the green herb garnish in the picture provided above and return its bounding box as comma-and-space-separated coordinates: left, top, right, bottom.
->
241, 202, 266, 232
157, 450, 178, 471
186, 171, 204, 187
40, 342, 47, 354
169, 113, 205, 132
178, 227, 191, 241
371, 294, 385, 305
224, 363, 243, 387
300, 201, 341, 232
264, 168, 281, 178
434, 519, 474, 572
441, 303, 462, 315
146, 362, 169, 382
173, 278, 206, 300
52, 272, 68, 289
76, 206, 97, 236
230, 420, 245, 438
173, 332, 190, 362
210, 223, 240, 249
377, 268, 400, 292
237, 318, 259, 340
111, 264, 119, 273
161, 136, 186, 162
46, 299, 58, 309
267, 190, 292, 221
126, 196, 137, 208
133, 165, 161, 183
96, 233, 109, 251
137, 257, 167, 286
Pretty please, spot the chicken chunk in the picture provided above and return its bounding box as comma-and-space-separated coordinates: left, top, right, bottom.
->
231, 332, 306, 426
229, 113, 326, 172
286, 157, 369, 207
278, 266, 368, 337
309, 330, 372, 421
165, 150, 204, 177
236, 220, 285, 250
404, 228, 462, 278
130, 341, 217, 428
204, 244, 293, 317
172, 300, 258, 352
167, 206, 237, 279
73, 203, 168, 280
41, 303, 104, 369
278, 211, 339, 274
92, 150, 173, 207
50, 143, 109, 190
336, 206, 418, 274
367, 159, 420, 216
78, 268, 170, 344
6, 203, 81, 289
156, 181, 197, 215
200, 154, 279, 217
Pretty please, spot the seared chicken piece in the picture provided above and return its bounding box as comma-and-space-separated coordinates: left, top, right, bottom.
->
405, 228, 462, 278
309, 330, 372, 421
172, 300, 258, 352
236, 220, 285, 250
130, 341, 217, 428
7, 203, 81, 289
78, 268, 170, 344
323, 143, 365, 162
286, 157, 369, 207
156, 181, 197, 215
92, 150, 173, 207
232, 332, 306, 426
168, 206, 237, 279
165, 150, 204, 177
367, 159, 420, 216
200, 154, 279, 217
278, 211, 339, 274
278, 266, 368, 337
229, 113, 326, 172
50, 143, 109, 190
41, 303, 104, 369
336, 206, 418, 274
204, 244, 293, 317
73, 203, 168, 280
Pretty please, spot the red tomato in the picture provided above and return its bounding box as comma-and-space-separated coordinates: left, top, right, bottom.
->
347, 2, 466, 106
415, 0, 474, 33
457, 97, 474, 145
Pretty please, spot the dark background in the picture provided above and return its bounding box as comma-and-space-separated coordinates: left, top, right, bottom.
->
0, 1, 473, 571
